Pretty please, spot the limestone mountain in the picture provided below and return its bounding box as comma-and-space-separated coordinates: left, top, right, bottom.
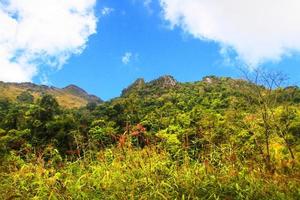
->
121, 78, 146, 96
148, 75, 177, 88
121, 75, 177, 97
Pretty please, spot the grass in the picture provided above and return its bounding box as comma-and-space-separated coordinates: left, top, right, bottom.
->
0, 84, 88, 108
0, 147, 299, 200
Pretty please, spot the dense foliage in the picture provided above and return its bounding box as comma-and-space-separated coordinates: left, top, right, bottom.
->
0, 75, 299, 199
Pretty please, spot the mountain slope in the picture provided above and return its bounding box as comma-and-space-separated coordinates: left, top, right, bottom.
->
0, 75, 300, 200
0, 81, 102, 108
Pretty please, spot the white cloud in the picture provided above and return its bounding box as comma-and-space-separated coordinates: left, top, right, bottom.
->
122, 52, 133, 65
121, 52, 140, 65
0, 0, 97, 82
160, 0, 300, 67
101, 7, 114, 16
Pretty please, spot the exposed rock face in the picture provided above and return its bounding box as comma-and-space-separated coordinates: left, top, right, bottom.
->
204, 77, 213, 84
149, 75, 177, 88
121, 75, 177, 96
202, 76, 218, 84
121, 75, 178, 96
133, 78, 146, 88
121, 78, 145, 96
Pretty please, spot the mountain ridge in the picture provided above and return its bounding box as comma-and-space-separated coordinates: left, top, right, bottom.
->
0, 81, 102, 108
2, 75, 299, 108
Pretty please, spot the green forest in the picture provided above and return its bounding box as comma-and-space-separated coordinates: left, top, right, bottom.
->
0, 73, 300, 199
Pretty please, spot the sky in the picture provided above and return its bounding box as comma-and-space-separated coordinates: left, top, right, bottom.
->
1, 0, 300, 100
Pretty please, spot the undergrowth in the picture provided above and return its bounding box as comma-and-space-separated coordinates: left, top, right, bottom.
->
0, 147, 299, 200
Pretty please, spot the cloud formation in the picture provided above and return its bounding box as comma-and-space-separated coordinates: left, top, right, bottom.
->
122, 52, 133, 65
160, 0, 300, 67
101, 7, 114, 16
0, 0, 97, 82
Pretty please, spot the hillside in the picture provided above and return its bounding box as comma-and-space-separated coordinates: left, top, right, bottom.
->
0, 81, 102, 108
0, 75, 300, 199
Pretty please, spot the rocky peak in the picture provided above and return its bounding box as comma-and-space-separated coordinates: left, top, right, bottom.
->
63, 84, 102, 103
149, 75, 177, 88
63, 84, 88, 96
203, 77, 213, 84
121, 75, 177, 96
202, 76, 219, 84
132, 78, 146, 87
121, 78, 145, 96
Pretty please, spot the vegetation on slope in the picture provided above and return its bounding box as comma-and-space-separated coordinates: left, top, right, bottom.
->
0, 81, 102, 108
0, 73, 299, 199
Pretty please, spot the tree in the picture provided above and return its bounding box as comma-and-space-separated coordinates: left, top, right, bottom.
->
38, 94, 60, 121
88, 119, 118, 148
273, 106, 299, 160
86, 102, 97, 111
17, 91, 34, 104
241, 68, 288, 170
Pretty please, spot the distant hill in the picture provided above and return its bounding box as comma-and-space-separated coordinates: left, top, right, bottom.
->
0, 81, 102, 108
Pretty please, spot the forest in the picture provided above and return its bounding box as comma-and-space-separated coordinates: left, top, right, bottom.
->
0, 72, 299, 199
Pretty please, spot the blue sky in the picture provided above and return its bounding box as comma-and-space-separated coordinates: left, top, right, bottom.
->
1, 0, 300, 100
46, 0, 242, 100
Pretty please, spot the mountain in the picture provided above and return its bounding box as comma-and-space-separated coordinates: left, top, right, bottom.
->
0, 81, 102, 108
62, 84, 101, 104
101, 75, 300, 130
0, 75, 300, 199
114, 75, 252, 110
121, 75, 177, 97
148, 75, 177, 88
121, 78, 146, 96
120, 75, 249, 101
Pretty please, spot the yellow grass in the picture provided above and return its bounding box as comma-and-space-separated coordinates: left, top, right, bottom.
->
0, 85, 88, 108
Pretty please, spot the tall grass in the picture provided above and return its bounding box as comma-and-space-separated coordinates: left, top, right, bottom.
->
0, 147, 299, 200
